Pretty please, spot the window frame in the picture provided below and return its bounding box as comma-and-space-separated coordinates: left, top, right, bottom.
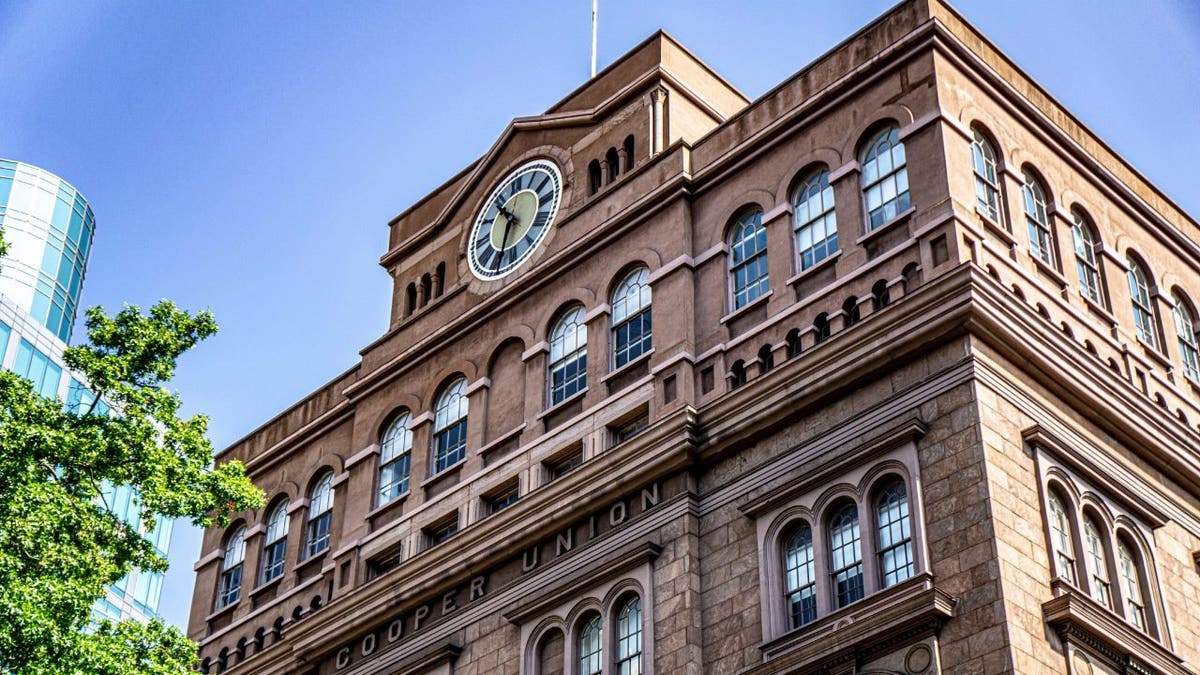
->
259, 501, 290, 585
577, 612, 603, 675
377, 411, 413, 506
1126, 256, 1160, 350
874, 477, 914, 588
1069, 209, 1104, 306
792, 167, 839, 271
432, 377, 469, 474
1170, 292, 1200, 382
613, 595, 643, 675
827, 500, 865, 608
548, 306, 588, 406
216, 526, 246, 609
781, 520, 817, 629
728, 209, 770, 311
611, 267, 652, 370
304, 472, 334, 559
859, 124, 911, 231
970, 128, 1003, 225
1021, 170, 1056, 268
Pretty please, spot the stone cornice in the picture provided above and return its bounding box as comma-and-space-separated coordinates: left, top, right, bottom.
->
1043, 580, 1188, 675
746, 572, 955, 673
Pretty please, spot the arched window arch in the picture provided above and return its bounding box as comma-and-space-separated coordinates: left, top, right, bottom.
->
1070, 209, 1103, 305
860, 124, 910, 230
1022, 170, 1055, 266
549, 306, 588, 405
1047, 487, 1076, 583
606, 147, 620, 183
260, 501, 290, 584
377, 411, 413, 505
875, 477, 913, 587
611, 267, 651, 369
1117, 535, 1147, 632
842, 296, 860, 327
588, 160, 602, 195
828, 500, 864, 607
758, 344, 774, 373
433, 377, 469, 473
578, 613, 603, 675
785, 329, 802, 358
614, 595, 642, 674
813, 313, 830, 344
970, 127, 1002, 224
536, 627, 565, 675
623, 135, 635, 172
217, 526, 246, 608
1126, 256, 1160, 349
305, 473, 334, 558
782, 520, 817, 628
405, 283, 417, 317
1081, 512, 1112, 609
793, 167, 838, 270
434, 262, 446, 298
729, 359, 747, 388
420, 273, 432, 307
1171, 292, 1200, 382
871, 279, 890, 311
729, 209, 769, 310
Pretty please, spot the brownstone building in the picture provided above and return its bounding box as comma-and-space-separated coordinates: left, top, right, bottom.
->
188, 2, 1200, 673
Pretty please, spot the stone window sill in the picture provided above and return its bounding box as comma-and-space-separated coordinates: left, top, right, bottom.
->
365, 491, 409, 520
602, 349, 654, 384
537, 388, 588, 421
720, 290, 772, 325
755, 572, 954, 671
979, 210, 1017, 248
1081, 294, 1117, 327
205, 599, 239, 624
785, 251, 841, 288
1139, 340, 1172, 370
1031, 255, 1068, 289
476, 423, 525, 456
855, 206, 915, 248
1043, 579, 1187, 675
248, 574, 283, 600
294, 548, 328, 575
419, 458, 466, 489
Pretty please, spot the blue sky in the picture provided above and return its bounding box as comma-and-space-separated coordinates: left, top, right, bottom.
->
2, 0, 1197, 631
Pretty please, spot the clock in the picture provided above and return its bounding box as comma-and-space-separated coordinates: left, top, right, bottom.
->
467, 159, 563, 280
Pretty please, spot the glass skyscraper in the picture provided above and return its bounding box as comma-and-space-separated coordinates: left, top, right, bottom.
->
0, 159, 170, 623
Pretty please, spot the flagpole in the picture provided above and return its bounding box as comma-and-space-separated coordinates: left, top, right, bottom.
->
591, 0, 598, 77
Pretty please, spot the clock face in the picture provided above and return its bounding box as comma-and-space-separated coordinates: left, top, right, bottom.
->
467, 160, 563, 280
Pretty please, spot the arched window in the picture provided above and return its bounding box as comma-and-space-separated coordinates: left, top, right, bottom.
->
842, 297, 860, 327
782, 521, 817, 628
876, 478, 913, 587
871, 279, 890, 311
549, 307, 588, 405
829, 501, 864, 607
860, 125, 910, 230
1082, 514, 1111, 608
1022, 171, 1054, 266
305, 473, 334, 558
537, 628, 565, 675
588, 160, 602, 195
611, 267, 651, 369
730, 360, 747, 388
793, 168, 838, 270
785, 329, 801, 358
758, 344, 774, 373
614, 596, 642, 675
606, 148, 620, 183
1117, 537, 1146, 631
1171, 293, 1199, 382
729, 210, 769, 310
260, 502, 289, 584
217, 526, 245, 608
1047, 489, 1075, 583
623, 135, 635, 172
433, 378, 469, 472
971, 128, 1002, 224
420, 273, 432, 307
578, 614, 602, 675
1126, 257, 1159, 349
434, 262, 446, 298
813, 313, 830, 344
378, 411, 413, 505
405, 283, 417, 317
1070, 210, 1102, 304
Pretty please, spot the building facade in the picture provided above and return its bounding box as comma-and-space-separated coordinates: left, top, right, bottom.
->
188, 2, 1200, 674
0, 159, 173, 622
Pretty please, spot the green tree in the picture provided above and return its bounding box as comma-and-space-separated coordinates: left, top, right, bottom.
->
0, 298, 263, 673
